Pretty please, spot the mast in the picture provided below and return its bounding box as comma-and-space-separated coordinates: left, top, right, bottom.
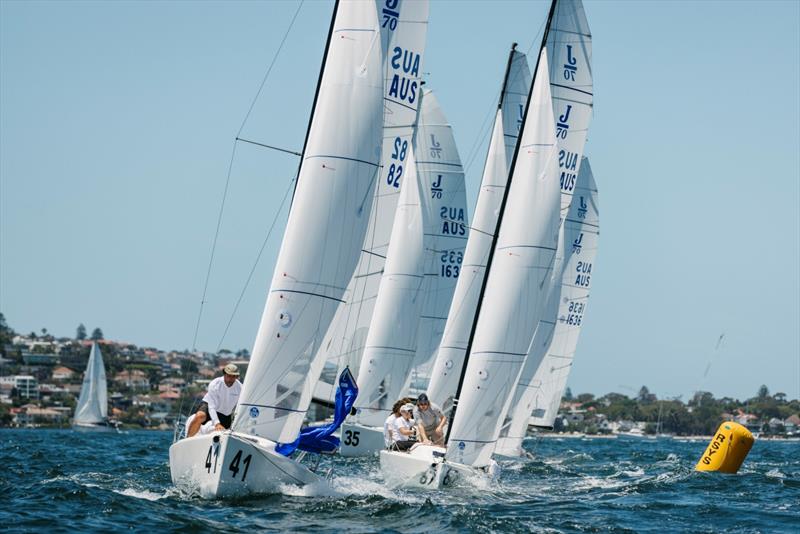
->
292, 0, 341, 201
443, 0, 558, 447
497, 43, 518, 110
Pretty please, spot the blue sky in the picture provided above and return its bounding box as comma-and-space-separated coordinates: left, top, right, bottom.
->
1, 0, 798, 401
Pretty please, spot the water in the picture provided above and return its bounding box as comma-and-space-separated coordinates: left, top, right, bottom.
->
2, 430, 798, 533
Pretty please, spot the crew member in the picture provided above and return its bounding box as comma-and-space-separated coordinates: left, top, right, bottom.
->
187, 363, 242, 437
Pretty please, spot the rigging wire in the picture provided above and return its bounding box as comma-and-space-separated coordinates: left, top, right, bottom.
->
190, 0, 305, 351
215, 175, 297, 351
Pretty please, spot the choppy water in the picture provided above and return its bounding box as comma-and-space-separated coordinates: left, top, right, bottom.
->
2, 429, 798, 533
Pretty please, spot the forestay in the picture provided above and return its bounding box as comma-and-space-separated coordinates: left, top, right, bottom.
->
426, 47, 530, 413
233, 0, 385, 444
312, 0, 429, 403
547, 0, 593, 215
446, 49, 561, 468
353, 146, 425, 427
74, 342, 108, 424
405, 88, 468, 390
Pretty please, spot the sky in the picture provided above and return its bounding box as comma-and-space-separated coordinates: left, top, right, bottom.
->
1, 0, 798, 401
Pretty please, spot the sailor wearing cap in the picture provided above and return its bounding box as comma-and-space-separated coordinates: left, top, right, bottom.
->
389, 402, 419, 451
187, 363, 243, 438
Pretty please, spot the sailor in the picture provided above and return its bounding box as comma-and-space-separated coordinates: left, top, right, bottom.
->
187, 363, 242, 438
413, 393, 446, 446
384, 397, 412, 448
390, 403, 418, 451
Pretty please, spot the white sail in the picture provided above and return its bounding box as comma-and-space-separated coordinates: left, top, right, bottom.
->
73, 342, 108, 424
426, 47, 530, 411
353, 146, 425, 426
547, 0, 593, 215
445, 49, 561, 468
405, 88, 468, 389
312, 0, 429, 403
233, 0, 385, 443
521, 157, 598, 431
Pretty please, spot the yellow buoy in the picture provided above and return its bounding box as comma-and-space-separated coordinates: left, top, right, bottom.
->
695, 421, 755, 473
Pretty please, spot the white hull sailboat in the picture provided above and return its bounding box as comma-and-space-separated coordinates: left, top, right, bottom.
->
72, 342, 116, 432
343, 89, 467, 457
380, 0, 573, 489
170, 0, 385, 498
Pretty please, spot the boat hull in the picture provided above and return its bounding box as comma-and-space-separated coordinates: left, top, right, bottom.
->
169, 431, 322, 499
379, 444, 482, 489
339, 422, 386, 457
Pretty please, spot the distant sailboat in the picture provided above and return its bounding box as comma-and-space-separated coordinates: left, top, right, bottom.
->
73, 342, 115, 432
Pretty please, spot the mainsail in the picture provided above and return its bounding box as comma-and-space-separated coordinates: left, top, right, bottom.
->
518, 157, 598, 432
495, 0, 594, 455
73, 342, 108, 424
353, 145, 425, 426
547, 0, 593, 215
406, 88, 468, 389
426, 45, 530, 413
312, 0, 429, 403
233, 0, 385, 444
445, 48, 561, 468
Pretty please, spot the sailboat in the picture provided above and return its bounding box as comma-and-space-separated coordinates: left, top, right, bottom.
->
494, 0, 595, 458
380, 0, 565, 489
169, 0, 386, 498
495, 157, 599, 457
311, 0, 429, 407
341, 88, 467, 456
426, 43, 531, 416
73, 341, 115, 432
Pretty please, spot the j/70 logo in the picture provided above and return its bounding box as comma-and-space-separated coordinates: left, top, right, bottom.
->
381, 0, 399, 30
563, 44, 577, 81
556, 105, 572, 139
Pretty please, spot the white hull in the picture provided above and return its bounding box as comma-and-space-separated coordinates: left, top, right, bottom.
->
339, 422, 386, 457
379, 444, 495, 489
169, 431, 323, 499
72, 421, 117, 433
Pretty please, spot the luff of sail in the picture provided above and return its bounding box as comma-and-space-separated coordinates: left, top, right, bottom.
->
73, 342, 108, 424
426, 46, 530, 413
405, 88, 468, 390
445, 49, 561, 468
548, 0, 593, 215
354, 145, 425, 426
233, 0, 385, 444
312, 0, 429, 403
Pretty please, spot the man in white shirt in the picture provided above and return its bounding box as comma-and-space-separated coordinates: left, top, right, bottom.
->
187, 363, 242, 437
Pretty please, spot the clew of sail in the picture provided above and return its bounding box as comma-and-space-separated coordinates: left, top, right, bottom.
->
426, 46, 530, 414
445, 48, 561, 468
405, 88, 468, 390
353, 144, 425, 426
547, 0, 593, 216
73, 342, 108, 424
233, 0, 384, 444
312, 0, 429, 404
